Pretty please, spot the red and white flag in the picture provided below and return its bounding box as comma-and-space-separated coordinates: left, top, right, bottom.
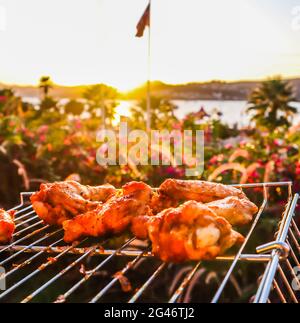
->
135, 2, 150, 38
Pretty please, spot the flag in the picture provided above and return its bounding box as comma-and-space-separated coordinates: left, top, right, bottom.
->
135, 3, 150, 38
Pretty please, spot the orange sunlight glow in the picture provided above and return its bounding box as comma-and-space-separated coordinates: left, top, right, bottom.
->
112, 101, 132, 126
0, 0, 299, 90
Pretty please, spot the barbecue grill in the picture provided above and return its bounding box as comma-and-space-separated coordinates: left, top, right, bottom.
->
0, 181, 299, 303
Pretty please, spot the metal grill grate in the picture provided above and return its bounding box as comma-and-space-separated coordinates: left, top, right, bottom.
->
0, 182, 299, 303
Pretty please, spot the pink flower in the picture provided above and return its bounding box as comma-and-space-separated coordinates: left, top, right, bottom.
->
38, 125, 49, 134
257, 159, 264, 166
166, 166, 177, 176
74, 120, 82, 130
249, 171, 259, 179
274, 139, 283, 147
240, 141, 247, 148
209, 154, 224, 164
39, 135, 46, 143
165, 166, 184, 178
209, 156, 219, 164
173, 123, 182, 130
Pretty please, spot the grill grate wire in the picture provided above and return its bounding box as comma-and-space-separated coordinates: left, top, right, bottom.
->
0, 182, 299, 303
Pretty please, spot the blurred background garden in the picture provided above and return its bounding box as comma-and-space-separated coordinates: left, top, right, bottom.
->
1, 75, 300, 209
1, 0, 300, 208
1, 1, 300, 302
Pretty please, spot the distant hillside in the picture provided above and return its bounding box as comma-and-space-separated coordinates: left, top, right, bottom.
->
0, 83, 88, 100
1, 78, 300, 101
125, 79, 300, 101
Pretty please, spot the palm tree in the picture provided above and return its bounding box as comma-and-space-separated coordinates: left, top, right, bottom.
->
247, 78, 297, 131
39, 76, 53, 99
83, 84, 118, 128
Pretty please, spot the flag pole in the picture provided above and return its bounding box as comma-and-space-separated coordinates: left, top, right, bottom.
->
146, 0, 151, 132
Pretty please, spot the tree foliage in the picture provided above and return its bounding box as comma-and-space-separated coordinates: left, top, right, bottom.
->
83, 84, 118, 126
64, 100, 84, 116
39, 76, 53, 99
247, 78, 297, 131
130, 96, 178, 130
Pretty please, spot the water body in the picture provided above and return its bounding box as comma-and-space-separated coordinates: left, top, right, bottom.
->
173, 100, 300, 127
22, 97, 300, 127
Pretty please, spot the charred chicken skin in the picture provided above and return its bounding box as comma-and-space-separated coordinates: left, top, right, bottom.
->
63, 182, 153, 243
152, 179, 247, 213
31, 181, 116, 226
0, 209, 16, 243
132, 201, 244, 263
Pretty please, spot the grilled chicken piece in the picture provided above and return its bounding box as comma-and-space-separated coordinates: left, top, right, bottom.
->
0, 209, 16, 243
131, 215, 150, 240
150, 192, 177, 215
63, 182, 153, 243
31, 181, 116, 226
206, 196, 258, 226
151, 179, 247, 214
160, 179, 247, 202
132, 201, 244, 263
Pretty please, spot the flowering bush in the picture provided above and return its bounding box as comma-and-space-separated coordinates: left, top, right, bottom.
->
0, 88, 299, 209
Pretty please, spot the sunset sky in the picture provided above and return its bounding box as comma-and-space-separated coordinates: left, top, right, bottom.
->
0, 0, 300, 91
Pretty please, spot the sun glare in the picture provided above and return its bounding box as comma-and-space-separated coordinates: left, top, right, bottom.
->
112, 101, 133, 126
0, 0, 299, 88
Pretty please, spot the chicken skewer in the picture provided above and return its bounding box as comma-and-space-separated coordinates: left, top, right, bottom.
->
63, 182, 153, 243
31, 181, 116, 226
132, 201, 244, 263
0, 209, 16, 244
